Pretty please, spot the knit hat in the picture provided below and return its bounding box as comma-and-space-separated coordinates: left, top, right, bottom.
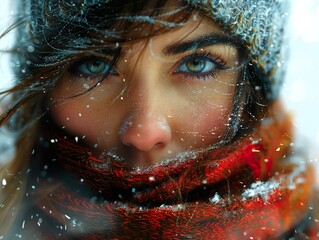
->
187, 0, 289, 100
23, 0, 289, 101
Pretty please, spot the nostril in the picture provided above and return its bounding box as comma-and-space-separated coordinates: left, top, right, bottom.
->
121, 135, 168, 152
154, 142, 165, 149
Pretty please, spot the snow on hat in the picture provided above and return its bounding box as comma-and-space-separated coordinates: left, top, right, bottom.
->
24, 0, 289, 100
187, 0, 289, 100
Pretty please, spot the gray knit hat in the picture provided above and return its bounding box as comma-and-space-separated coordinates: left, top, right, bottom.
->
23, 0, 289, 101
188, 0, 289, 100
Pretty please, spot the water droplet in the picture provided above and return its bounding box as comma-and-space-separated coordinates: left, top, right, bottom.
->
149, 176, 155, 181
2, 179, 7, 186
27, 46, 35, 53
90, 196, 98, 203
83, 83, 90, 89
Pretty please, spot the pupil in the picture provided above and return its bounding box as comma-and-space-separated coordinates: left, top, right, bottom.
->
187, 59, 205, 73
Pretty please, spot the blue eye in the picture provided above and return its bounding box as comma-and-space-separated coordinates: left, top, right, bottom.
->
176, 58, 215, 74
77, 59, 117, 75
174, 53, 225, 79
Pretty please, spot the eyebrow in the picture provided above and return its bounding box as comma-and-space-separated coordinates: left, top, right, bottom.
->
163, 33, 240, 56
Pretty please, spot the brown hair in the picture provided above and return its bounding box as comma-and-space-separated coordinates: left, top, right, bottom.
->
0, 0, 267, 234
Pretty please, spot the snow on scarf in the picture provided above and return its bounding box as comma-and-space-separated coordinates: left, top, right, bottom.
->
24, 105, 316, 239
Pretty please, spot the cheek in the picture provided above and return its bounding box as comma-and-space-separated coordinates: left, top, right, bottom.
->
51, 102, 92, 135
200, 106, 230, 135
49, 73, 126, 143
177, 101, 232, 146
50, 100, 116, 145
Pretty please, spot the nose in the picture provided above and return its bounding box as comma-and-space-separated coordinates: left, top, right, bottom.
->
118, 47, 172, 154
119, 114, 172, 152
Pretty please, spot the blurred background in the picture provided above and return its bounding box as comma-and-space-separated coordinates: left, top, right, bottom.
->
283, 0, 319, 160
0, 0, 318, 161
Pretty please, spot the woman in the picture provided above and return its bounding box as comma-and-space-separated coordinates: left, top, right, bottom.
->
0, 0, 318, 238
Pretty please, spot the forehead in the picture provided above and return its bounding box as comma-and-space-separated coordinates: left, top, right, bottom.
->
121, 15, 224, 52
159, 15, 223, 42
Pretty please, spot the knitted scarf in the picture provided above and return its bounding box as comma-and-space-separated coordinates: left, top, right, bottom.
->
27, 107, 315, 239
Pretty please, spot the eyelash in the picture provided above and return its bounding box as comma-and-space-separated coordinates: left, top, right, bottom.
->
68, 51, 227, 82
68, 55, 118, 79
173, 51, 227, 81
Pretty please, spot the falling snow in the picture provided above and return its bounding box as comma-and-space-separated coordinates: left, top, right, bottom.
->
2, 178, 6, 186
0, 0, 317, 238
209, 193, 221, 204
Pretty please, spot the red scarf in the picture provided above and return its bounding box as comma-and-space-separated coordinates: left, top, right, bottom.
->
30, 107, 315, 239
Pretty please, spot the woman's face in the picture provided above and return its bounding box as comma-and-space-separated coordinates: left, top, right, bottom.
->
50, 15, 241, 168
